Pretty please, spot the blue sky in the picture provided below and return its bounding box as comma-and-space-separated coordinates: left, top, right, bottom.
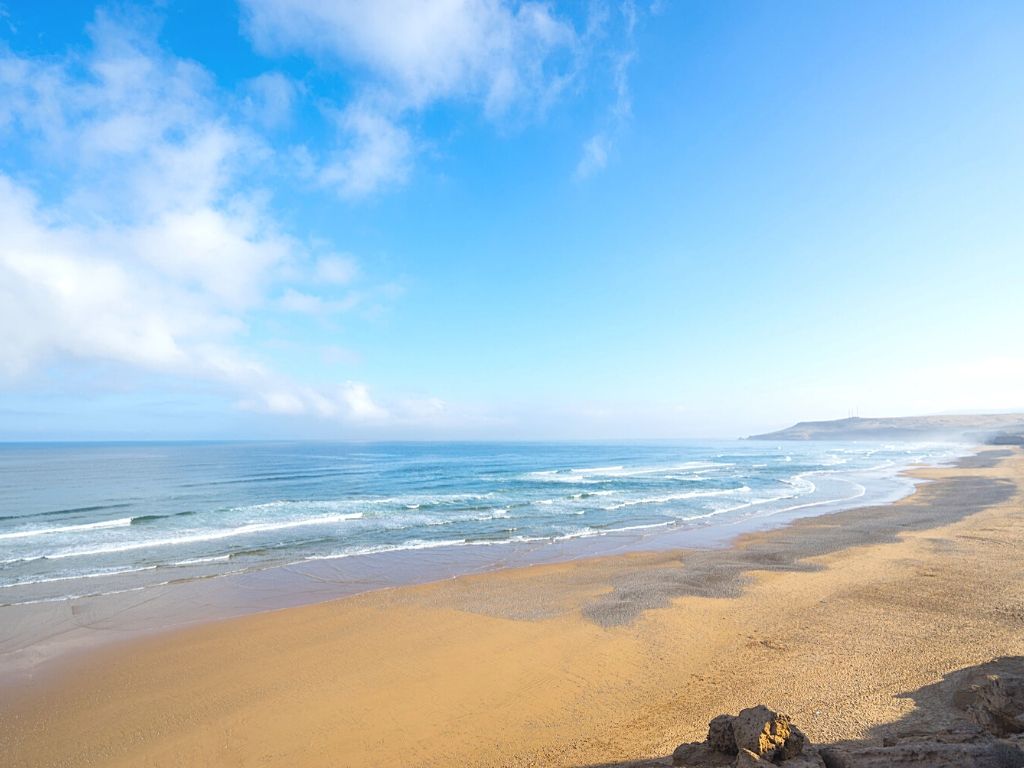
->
1, 0, 1022, 440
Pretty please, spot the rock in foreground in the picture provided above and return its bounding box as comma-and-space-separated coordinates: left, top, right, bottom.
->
672, 705, 823, 767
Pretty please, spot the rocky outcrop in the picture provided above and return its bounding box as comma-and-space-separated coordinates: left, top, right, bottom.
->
707, 714, 737, 755
967, 675, 1024, 737
818, 674, 1024, 766
672, 705, 824, 767
732, 705, 803, 760
819, 740, 1024, 767
670, 677, 1024, 768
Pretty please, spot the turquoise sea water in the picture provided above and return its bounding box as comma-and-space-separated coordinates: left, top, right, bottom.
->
0, 440, 966, 607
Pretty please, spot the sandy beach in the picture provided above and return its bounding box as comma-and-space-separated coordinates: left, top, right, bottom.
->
1, 447, 1022, 767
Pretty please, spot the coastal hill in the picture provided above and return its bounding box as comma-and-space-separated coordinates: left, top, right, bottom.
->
748, 413, 1024, 442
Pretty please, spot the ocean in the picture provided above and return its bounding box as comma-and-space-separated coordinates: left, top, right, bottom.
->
0, 440, 967, 609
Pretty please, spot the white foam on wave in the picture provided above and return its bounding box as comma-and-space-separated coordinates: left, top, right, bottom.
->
781, 474, 817, 494
303, 538, 470, 561
40, 512, 365, 560
605, 487, 750, 510
237, 493, 495, 515
298, 516, 706, 567
710, 493, 797, 517
172, 555, 232, 566
594, 462, 731, 477
565, 464, 624, 474
769, 481, 866, 517
528, 461, 729, 482
2, 584, 153, 607
0, 564, 159, 589
0, 517, 133, 541
301, 527, 643, 565
710, 473, 868, 520
583, 521, 674, 535
2, 568, 254, 606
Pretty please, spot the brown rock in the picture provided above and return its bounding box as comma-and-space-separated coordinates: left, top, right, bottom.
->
780, 748, 826, 768
671, 741, 732, 767
779, 724, 807, 760
967, 674, 1024, 737
818, 740, 1024, 767
734, 747, 774, 767
890, 724, 985, 744
707, 714, 738, 755
674, 706, 813, 766
732, 705, 793, 759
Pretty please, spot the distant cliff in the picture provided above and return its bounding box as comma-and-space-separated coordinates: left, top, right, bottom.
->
748, 414, 1024, 442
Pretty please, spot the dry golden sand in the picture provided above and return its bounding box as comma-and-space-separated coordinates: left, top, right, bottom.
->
1, 449, 1023, 767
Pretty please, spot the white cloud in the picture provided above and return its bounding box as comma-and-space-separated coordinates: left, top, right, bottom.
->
315, 254, 359, 285
131, 207, 292, 308
319, 102, 414, 198
277, 288, 329, 314
240, 71, 297, 129
242, 0, 576, 110
241, 0, 582, 195
340, 381, 389, 419
575, 132, 609, 179
277, 287, 360, 315
574, 1, 640, 180
0, 174, 219, 377
610, 50, 635, 121
0, 12, 399, 425
247, 380, 389, 421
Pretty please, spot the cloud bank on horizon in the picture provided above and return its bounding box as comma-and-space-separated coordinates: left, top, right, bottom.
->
0, 1, 1022, 439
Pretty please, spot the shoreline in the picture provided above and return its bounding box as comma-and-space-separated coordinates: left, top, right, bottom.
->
0, 443, 974, 685
1, 446, 1021, 766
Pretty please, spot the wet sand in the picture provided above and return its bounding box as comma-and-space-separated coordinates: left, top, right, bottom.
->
1, 448, 1021, 767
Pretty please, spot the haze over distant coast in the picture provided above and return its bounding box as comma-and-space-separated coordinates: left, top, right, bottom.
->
748, 413, 1024, 442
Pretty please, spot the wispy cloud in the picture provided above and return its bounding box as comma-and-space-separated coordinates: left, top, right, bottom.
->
241, 0, 586, 196
574, 133, 609, 179
318, 101, 414, 198
243, 381, 389, 420
239, 71, 299, 130
575, 0, 641, 180
241, 0, 578, 111
314, 254, 359, 285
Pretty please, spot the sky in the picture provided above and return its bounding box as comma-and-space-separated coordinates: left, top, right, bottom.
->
0, 0, 1022, 441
